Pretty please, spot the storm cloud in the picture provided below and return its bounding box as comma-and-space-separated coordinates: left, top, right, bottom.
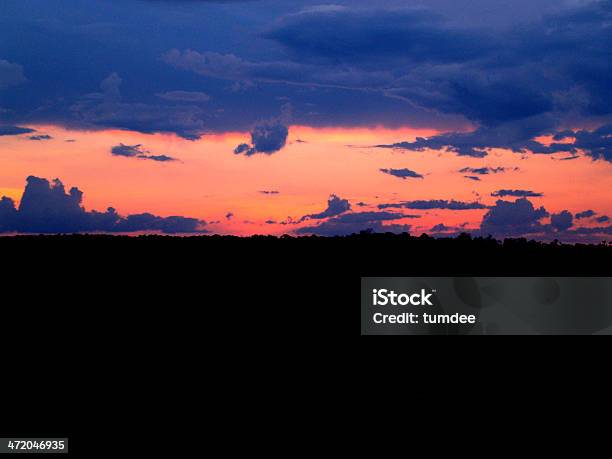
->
2, 0, 611, 145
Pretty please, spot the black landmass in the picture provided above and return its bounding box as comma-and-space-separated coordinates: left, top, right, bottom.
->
3, 231, 610, 343
2, 231, 611, 276
2, 232, 611, 453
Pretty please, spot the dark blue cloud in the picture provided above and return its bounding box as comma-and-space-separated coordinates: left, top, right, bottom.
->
475, 200, 612, 239
145, 154, 177, 162
0, 176, 205, 234
0, 197, 19, 233
374, 115, 569, 158
492, 190, 543, 198
69, 73, 207, 140
551, 210, 573, 232
112, 144, 146, 158
264, 7, 496, 65
480, 198, 548, 237
300, 194, 351, 221
234, 121, 289, 156
111, 144, 178, 162
430, 223, 452, 233
459, 167, 509, 175
576, 210, 596, 220
1, 0, 611, 147
28, 134, 53, 141
324, 211, 419, 224
378, 200, 487, 210
296, 210, 414, 236
596, 215, 610, 224
0, 58, 25, 89
0, 126, 35, 136
556, 124, 612, 163
156, 90, 210, 102
380, 168, 423, 180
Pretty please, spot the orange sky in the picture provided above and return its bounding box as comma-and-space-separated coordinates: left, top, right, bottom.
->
1, 123, 611, 236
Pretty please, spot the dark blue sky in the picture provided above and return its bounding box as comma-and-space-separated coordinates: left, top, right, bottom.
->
1, 0, 611, 239
2, 0, 610, 140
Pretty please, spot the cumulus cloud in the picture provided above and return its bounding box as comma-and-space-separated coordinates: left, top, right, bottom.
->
596, 215, 610, 224
551, 210, 574, 232
111, 144, 177, 162
234, 121, 289, 156
480, 198, 549, 237
0, 197, 18, 233
491, 189, 543, 198
300, 194, 351, 221
0, 176, 205, 234
380, 168, 424, 180
378, 200, 487, 210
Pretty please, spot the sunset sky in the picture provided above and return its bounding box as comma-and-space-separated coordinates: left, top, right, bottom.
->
1, 0, 611, 240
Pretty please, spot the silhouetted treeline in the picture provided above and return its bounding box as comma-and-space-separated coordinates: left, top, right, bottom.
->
2, 232, 611, 276
3, 231, 610, 347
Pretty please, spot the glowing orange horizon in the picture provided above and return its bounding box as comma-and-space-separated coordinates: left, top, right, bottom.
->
1, 123, 611, 236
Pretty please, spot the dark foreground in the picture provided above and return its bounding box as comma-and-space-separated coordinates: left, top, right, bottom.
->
3, 232, 611, 275
2, 233, 611, 452
3, 233, 612, 329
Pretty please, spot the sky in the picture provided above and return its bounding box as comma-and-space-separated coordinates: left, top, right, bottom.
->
0, 0, 611, 240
